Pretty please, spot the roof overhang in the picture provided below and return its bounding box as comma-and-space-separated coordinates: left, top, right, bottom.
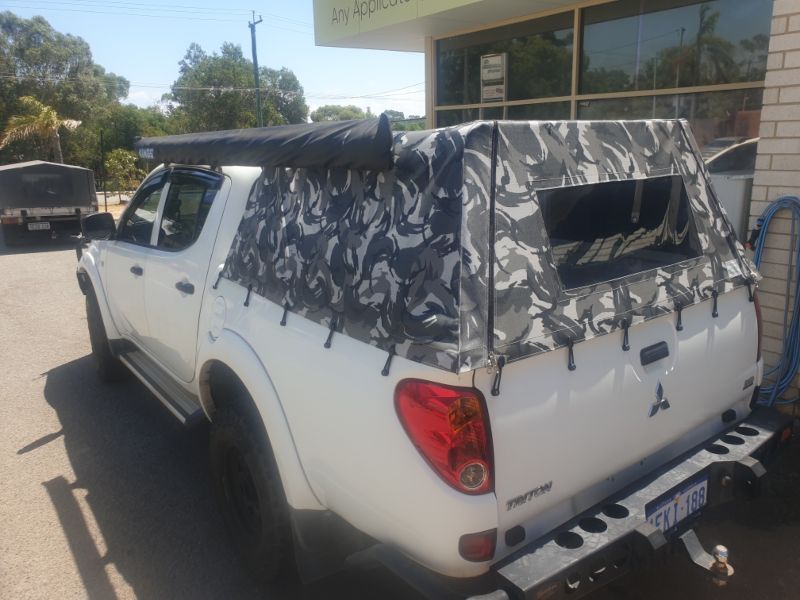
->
313, 0, 580, 51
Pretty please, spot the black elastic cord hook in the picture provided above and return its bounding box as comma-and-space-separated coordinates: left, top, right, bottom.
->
746, 280, 754, 302
324, 315, 338, 348
280, 304, 289, 326
622, 319, 630, 352
212, 271, 223, 290
244, 284, 253, 307
567, 339, 576, 371
711, 290, 719, 318
675, 301, 683, 331
491, 355, 506, 396
381, 345, 396, 377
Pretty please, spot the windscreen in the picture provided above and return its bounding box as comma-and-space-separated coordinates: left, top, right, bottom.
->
539, 175, 703, 290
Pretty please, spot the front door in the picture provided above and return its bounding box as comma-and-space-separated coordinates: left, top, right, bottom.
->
142, 168, 227, 383
104, 171, 167, 342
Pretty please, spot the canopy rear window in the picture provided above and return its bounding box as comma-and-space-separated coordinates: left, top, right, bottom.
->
539, 175, 703, 290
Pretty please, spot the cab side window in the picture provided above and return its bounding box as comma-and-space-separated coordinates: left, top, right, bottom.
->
117, 177, 166, 245
157, 171, 221, 251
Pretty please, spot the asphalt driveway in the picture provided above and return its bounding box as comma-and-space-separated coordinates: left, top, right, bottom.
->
1, 238, 799, 600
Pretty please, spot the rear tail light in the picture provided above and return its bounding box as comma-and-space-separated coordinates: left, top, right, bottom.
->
754, 290, 763, 362
459, 529, 497, 562
395, 379, 493, 495
0, 216, 20, 225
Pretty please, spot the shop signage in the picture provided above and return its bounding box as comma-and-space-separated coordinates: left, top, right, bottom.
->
481, 53, 507, 103
314, 0, 482, 43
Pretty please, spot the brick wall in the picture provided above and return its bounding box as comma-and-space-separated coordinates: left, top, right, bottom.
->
749, 0, 800, 399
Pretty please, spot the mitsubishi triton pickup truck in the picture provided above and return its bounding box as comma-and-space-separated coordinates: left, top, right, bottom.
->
76, 116, 792, 599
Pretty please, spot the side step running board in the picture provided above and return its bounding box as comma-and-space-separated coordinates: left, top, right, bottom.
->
117, 347, 205, 426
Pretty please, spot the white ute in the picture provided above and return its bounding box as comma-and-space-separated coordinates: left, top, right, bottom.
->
76, 116, 792, 599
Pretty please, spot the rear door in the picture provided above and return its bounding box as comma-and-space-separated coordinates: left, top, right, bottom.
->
104, 171, 167, 342
141, 168, 227, 383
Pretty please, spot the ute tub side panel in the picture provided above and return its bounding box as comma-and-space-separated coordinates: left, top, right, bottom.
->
217, 284, 498, 578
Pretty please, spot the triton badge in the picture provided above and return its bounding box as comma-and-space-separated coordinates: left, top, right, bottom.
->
506, 481, 553, 511
649, 381, 671, 417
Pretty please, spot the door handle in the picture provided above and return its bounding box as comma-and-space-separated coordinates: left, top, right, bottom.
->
640, 341, 669, 366
175, 281, 195, 295
130, 265, 143, 276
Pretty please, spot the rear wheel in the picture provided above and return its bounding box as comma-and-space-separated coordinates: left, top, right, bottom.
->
210, 402, 293, 583
85, 287, 127, 382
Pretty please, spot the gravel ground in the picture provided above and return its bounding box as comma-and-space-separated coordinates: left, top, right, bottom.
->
1, 236, 799, 600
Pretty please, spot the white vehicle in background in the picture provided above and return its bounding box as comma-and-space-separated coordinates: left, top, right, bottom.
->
706, 137, 759, 173
700, 136, 748, 161
76, 117, 792, 600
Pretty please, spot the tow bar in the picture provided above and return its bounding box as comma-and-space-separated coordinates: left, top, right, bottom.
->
679, 529, 734, 586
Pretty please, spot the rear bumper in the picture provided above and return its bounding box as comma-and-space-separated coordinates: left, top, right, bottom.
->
360, 408, 793, 600
477, 408, 792, 600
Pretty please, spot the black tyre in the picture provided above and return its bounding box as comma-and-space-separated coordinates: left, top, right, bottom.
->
210, 402, 293, 583
85, 287, 127, 382
1, 224, 21, 247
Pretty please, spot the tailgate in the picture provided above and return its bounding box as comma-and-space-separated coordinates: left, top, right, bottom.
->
485, 286, 759, 557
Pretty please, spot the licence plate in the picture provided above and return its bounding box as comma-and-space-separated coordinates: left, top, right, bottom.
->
27, 221, 50, 231
645, 476, 708, 533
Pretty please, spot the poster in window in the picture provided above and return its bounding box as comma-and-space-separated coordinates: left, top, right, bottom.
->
481, 53, 506, 103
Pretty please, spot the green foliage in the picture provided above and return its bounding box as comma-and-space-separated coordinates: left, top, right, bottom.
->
105, 148, 145, 196
166, 42, 308, 131
310, 105, 426, 130
0, 96, 80, 162
309, 104, 368, 122
0, 12, 130, 165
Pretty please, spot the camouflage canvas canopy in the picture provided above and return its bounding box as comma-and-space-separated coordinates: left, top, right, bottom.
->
221, 119, 758, 373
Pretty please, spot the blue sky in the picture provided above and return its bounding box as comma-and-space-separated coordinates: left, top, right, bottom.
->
5, 0, 426, 117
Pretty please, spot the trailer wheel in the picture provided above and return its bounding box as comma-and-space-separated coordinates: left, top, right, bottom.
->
85, 288, 127, 382
209, 402, 293, 583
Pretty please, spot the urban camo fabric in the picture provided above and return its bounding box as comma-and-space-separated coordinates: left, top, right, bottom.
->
221, 119, 758, 373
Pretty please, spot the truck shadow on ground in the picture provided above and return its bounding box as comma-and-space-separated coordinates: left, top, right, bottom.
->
0, 234, 80, 256
38, 355, 421, 600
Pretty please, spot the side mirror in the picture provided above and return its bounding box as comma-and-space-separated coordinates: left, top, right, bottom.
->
81, 212, 116, 240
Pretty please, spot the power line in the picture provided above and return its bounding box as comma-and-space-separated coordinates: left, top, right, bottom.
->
4, 2, 312, 31
10, 0, 313, 27
0, 73, 424, 101
17, 0, 253, 16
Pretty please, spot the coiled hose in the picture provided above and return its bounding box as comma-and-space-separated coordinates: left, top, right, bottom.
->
751, 195, 800, 406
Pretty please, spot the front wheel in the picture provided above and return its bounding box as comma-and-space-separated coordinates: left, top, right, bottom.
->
209, 403, 293, 583
85, 287, 127, 382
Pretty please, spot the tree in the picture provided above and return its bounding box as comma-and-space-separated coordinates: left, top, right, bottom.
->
0, 12, 130, 166
105, 148, 144, 199
310, 104, 368, 121
166, 42, 308, 131
0, 96, 80, 162
0, 13, 129, 121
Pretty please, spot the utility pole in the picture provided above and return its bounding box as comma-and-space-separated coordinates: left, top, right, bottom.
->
99, 128, 107, 212
249, 11, 264, 127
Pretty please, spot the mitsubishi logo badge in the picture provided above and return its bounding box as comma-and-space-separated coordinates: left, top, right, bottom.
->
649, 381, 671, 417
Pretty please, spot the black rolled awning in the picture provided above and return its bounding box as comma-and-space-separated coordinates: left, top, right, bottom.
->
134, 114, 394, 171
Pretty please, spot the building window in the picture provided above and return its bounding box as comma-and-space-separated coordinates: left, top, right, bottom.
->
506, 102, 571, 120
581, 0, 772, 95
436, 12, 574, 106
432, 0, 772, 133
577, 88, 763, 148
